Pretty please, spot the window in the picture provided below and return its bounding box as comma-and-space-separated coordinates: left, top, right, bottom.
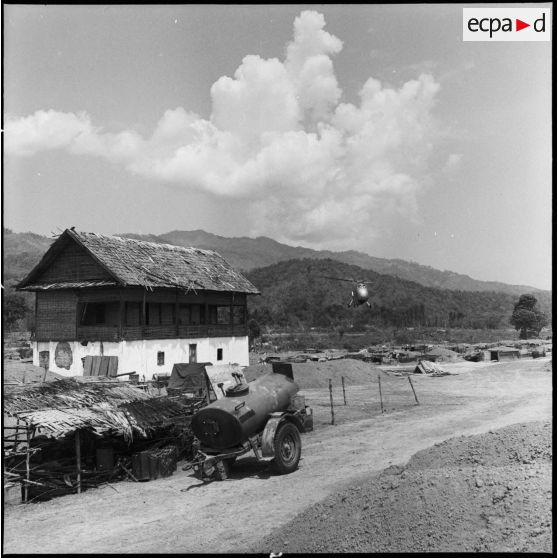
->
126, 302, 141, 326
178, 304, 190, 325
161, 303, 175, 325
189, 344, 197, 363
198, 305, 206, 325
217, 348, 223, 361
179, 304, 204, 325
208, 305, 231, 325
157, 351, 165, 366
145, 303, 175, 326
80, 302, 118, 326
39, 351, 50, 370
146, 302, 161, 325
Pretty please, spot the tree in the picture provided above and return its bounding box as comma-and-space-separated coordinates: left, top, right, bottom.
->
248, 318, 261, 342
3, 293, 29, 330
510, 294, 548, 339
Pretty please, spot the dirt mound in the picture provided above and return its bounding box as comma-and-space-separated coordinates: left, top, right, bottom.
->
253, 421, 552, 553
243, 359, 378, 389
425, 346, 462, 362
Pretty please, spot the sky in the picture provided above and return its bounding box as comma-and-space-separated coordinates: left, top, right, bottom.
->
3, 4, 553, 290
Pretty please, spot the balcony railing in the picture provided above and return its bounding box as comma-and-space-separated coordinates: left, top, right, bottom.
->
75, 323, 247, 342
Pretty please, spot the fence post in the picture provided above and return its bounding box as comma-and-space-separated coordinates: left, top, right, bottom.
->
328, 379, 335, 425
75, 430, 81, 494
341, 376, 347, 405
408, 376, 419, 405
378, 375, 384, 414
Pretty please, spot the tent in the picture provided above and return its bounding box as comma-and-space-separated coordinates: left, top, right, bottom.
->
167, 363, 247, 401
167, 363, 213, 400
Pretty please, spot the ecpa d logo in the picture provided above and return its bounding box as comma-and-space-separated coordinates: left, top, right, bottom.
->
463, 8, 551, 41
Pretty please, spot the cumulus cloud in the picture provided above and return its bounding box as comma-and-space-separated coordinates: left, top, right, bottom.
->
443, 153, 463, 172
5, 10, 441, 248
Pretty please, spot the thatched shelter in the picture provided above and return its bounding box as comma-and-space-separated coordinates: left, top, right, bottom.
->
4, 378, 152, 441
3, 377, 205, 502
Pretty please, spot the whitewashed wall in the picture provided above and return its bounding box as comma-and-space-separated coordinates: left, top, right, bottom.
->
32, 336, 249, 380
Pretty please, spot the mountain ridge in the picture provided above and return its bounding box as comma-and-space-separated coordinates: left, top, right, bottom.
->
2, 227, 547, 297
123, 229, 544, 296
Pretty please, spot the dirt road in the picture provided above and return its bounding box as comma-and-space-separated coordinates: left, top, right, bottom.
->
3, 358, 552, 554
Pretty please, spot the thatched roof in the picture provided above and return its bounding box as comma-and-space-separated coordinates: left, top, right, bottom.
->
17, 228, 259, 294
4, 378, 152, 441
3, 378, 206, 442
120, 396, 205, 438
3, 360, 66, 384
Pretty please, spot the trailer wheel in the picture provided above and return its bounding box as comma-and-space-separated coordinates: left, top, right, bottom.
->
272, 421, 301, 474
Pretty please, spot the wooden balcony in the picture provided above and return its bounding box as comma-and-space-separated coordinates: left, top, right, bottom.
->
74, 323, 248, 342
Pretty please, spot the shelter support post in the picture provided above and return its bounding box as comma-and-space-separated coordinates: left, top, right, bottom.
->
14, 418, 20, 448
25, 427, 30, 503
75, 430, 81, 494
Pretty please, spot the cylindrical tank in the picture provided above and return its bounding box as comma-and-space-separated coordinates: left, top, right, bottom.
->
191, 372, 299, 450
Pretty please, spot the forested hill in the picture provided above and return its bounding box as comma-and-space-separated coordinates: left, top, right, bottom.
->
2, 229, 551, 333
3, 228, 550, 299
127, 229, 543, 296
244, 259, 552, 331
3, 230, 54, 288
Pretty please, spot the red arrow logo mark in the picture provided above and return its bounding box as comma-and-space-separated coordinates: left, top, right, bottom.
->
516, 18, 530, 31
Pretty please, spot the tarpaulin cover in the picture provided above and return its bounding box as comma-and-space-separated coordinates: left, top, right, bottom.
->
167, 363, 209, 394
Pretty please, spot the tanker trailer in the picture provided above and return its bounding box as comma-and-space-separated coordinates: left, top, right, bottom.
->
186, 362, 312, 480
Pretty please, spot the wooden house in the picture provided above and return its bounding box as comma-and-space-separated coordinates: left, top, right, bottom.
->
16, 229, 259, 379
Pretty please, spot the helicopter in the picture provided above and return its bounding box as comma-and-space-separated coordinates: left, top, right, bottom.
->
321, 276, 374, 308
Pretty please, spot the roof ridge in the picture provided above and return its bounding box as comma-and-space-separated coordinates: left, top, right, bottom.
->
76, 230, 219, 255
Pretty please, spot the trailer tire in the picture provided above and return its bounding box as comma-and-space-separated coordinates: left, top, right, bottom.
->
272, 421, 301, 475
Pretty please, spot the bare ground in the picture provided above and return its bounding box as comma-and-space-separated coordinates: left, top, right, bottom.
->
3, 357, 553, 554
254, 420, 552, 553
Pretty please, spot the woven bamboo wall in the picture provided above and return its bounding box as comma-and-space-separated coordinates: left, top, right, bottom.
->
36, 291, 78, 340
